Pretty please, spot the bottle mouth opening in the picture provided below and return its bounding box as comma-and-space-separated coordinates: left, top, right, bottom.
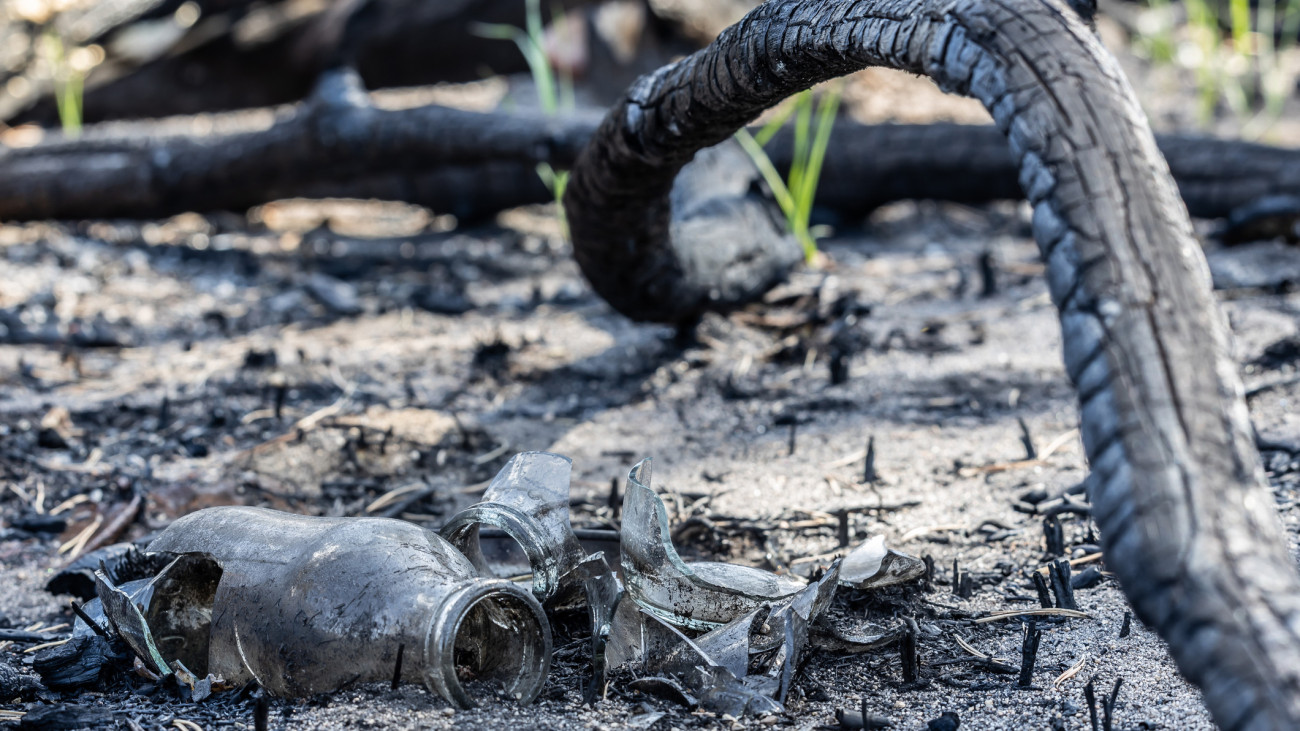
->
424, 580, 552, 708
440, 507, 561, 600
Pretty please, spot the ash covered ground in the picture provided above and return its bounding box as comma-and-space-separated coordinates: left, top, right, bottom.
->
3, 193, 1300, 730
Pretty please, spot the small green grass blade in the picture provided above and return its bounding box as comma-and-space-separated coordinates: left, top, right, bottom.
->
733, 128, 797, 219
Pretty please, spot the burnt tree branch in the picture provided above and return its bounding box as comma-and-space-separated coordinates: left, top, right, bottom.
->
0, 69, 597, 221
3, 93, 1298, 226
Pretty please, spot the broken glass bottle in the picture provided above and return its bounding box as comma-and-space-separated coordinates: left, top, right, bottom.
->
439, 451, 622, 699
142, 506, 552, 707
440, 451, 587, 601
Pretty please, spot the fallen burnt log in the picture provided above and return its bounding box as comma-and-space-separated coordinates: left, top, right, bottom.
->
3, 87, 1299, 224
0, 70, 598, 222
800, 123, 1300, 222
563, 0, 1300, 728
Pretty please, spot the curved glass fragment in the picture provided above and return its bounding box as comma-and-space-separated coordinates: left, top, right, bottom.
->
440, 451, 587, 601
621, 457, 807, 630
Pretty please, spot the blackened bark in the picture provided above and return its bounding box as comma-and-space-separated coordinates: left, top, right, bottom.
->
3, 101, 1298, 226
0, 70, 598, 221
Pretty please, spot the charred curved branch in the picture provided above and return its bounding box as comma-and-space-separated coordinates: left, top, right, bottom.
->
563, 0, 1300, 728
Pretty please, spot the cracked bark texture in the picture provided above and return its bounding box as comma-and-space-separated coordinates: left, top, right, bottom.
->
562, 0, 1300, 727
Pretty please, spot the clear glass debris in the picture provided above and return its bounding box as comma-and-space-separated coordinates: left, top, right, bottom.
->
839, 535, 926, 590
145, 506, 552, 707
569, 552, 622, 700
658, 608, 760, 679
440, 452, 587, 601
36, 451, 927, 714
92, 568, 172, 678
620, 458, 807, 630
439, 452, 623, 697
609, 458, 857, 715
757, 565, 841, 701
607, 602, 782, 716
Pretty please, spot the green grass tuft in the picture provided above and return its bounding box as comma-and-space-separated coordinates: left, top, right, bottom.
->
1135, 0, 1300, 137
735, 84, 842, 264
474, 0, 573, 238
42, 31, 84, 138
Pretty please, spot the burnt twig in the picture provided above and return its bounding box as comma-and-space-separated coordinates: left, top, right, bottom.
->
1085, 677, 1100, 731
900, 626, 919, 684
254, 691, 269, 731
69, 600, 108, 640
834, 705, 892, 730
1103, 677, 1123, 731
1043, 515, 1064, 556
863, 436, 877, 484
979, 250, 998, 298
829, 344, 851, 385
1017, 417, 1037, 460
1018, 619, 1041, 688
391, 643, 404, 690
1031, 571, 1053, 609
1050, 559, 1078, 610
952, 560, 974, 599
608, 477, 621, 520
76, 492, 143, 559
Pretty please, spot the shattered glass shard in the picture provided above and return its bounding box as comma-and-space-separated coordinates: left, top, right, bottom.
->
762, 565, 840, 698
620, 458, 806, 630
684, 664, 784, 717
660, 608, 762, 679
440, 452, 587, 601
93, 568, 171, 678
839, 534, 926, 590
609, 459, 850, 716
569, 551, 623, 701
605, 598, 695, 674
606, 602, 783, 717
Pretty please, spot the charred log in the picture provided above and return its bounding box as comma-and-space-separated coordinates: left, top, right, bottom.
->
3, 93, 1299, 226
0, 70, 597, 221
802, 123, 1300, 222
